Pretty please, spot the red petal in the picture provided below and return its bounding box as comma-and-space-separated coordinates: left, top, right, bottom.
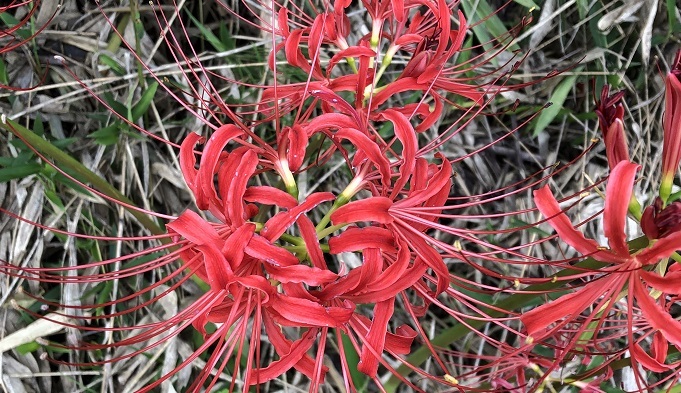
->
630, 341, 671, 373
395, 154, 450, 207
269, 295, 354, 327
219, 148, 258, 227
166, 211, 233, 289
380, 109, 416, 197
353, 246, 425, 303
220, 223, 255, 270
414, 92, 443, 133
639, 269, 681, 294
351, 315, 416, 355
243, 186, 298, 209
328, 227, 396, 254
309, 85, 362, 126
266, 264, 337, 286
304, 112, 359, 136
355, 248, 384, 293
603, 161, 639, 256
328, 46, 376, 74
331, 197, 394, 225
391, 0, 405, 22
197, 124, 244, 210
261, 192, 335, 241
166, 209, 221, 246
399, 229, 449, 295
451, 11, 468, 53
297, 215, 328, 270
246, 235, 299, 266
335, 127, 392, 186
286, 124, 307, 172
533, 186, 624, 264
262, 313, 326, 381
521, 279, 613, 339
634, 277, 681, 348
179, 132, 203, 205
358, 299, 394, 377
636, 230, 681, 266
249, 328, 318, 384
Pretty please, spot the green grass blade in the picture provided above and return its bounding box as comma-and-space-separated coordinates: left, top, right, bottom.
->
532, 67, 583, 137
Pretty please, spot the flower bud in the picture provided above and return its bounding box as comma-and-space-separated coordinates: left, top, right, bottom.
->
661, 51, 681, 202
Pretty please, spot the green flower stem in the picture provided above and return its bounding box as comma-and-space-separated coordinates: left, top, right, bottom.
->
317, 223, 347, 240
383, 236, 650, 392
315, 197, 346, 233
279, 233, 303, 246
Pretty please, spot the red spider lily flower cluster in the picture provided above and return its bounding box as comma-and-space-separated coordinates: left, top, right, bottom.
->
0, 0, 551, 391
520, 52, 681, 391
14, 0, 681, 391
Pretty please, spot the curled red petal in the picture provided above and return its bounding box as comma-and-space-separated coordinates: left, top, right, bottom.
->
603, 161, 639, 256
249, 328, 318, 384
167, 210, 233, 289
358, 299, 394, 377
179, 132, 203, 204
328, 227, 396, 254
263, 313, 327, 381
243, 186, 298, 209
331, 197, 394, 225
630, 341, 671, 373
297, 215, 328, 270
246, 235, 299, 267
399, 229, 449, 295
639, 269, 681, 294
395, 154, 450, 207
634, 277, 681, 348
197, 125, 244, 210
261, 192, 335, 241
220, 148, 259, 227
636, 230, 681, 266
380, 109, 417, 196
269, 295, 354, 327
305, 113, 359, 136
335, 127, 391, 186
220, 223, 256, 270
286, 124, 308, 172
266, 264, 337, 286
328, 46, 376, 75
533, 185, 624, 264
521, 279, 612, 340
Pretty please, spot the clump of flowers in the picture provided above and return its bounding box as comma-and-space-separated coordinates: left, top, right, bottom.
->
518, 52, 681, 391
0, 0, 545, 391
4, 0, 678, 392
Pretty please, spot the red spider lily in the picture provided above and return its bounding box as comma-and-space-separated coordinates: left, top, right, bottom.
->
522, 160, 681, 386
263, 0, 528, 135
594, 85, 629, 169
661, 50, 681, 202
164, 124, 474, 390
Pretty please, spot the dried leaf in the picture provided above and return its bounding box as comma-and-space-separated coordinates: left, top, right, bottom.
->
598, 0, 643, 31
639, 0, 659, 65
0, 313, 72, 354
529, 0, 556, 49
